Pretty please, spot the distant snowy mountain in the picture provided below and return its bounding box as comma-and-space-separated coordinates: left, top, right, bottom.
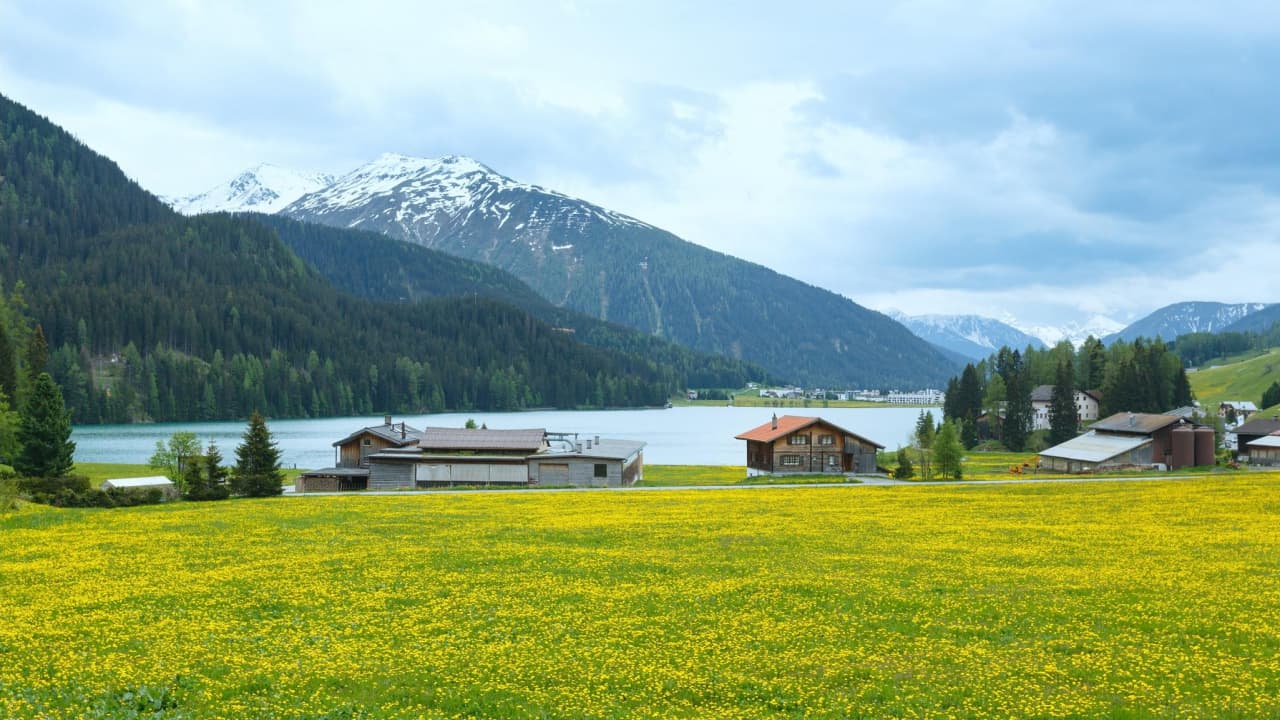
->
1104, 302, 1269, 344
889, 312, 1046, 360
167, 164, 334, 215
1008, 315, 1125, 348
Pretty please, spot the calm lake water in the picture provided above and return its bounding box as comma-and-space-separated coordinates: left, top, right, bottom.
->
71, 406, 931, 469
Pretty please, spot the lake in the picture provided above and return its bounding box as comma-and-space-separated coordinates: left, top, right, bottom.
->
71, 406, 932, 468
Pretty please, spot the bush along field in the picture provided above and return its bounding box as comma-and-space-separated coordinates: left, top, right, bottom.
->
2, 475, 1280, 718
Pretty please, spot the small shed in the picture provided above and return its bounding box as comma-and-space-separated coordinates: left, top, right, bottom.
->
528, 438, 646, 487
100, 476, 178, 500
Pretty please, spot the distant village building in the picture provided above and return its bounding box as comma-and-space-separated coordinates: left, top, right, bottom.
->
1029, 386, 1102, 431
735, 414, 882, 476
1245, 432, 1280, 467
296, 418, 644, 492
1038, 412, 1213, 473
884, 389, 944, 405
1219, 401, 1258, 424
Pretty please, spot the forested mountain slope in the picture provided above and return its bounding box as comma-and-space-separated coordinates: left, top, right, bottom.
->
250, 214, 769, 389
0, 94, 674, 422
281, 154, 959, 387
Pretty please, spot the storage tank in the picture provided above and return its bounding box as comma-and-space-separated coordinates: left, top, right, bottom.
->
1171, 424, 1194, 470
1194, 425, 1216, 467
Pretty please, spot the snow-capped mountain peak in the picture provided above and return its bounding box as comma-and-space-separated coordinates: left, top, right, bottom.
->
888, 311, 1047, 360
167, 164, 334, 215
281, 152, 654, 240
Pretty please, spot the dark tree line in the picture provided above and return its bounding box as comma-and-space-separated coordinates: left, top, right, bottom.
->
944, 337, 1193, 451
1171, 321, 1280, 368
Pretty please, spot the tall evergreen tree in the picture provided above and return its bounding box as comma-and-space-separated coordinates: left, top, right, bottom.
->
0, 320, 16, 402
14, 372, 75, 478
1048, 359, 1078, 447
25, 324, 49, 383
232, 411, 284, 497
0, 389, 19, 465
186, 441, 230, 501
999, 350, 1033, 452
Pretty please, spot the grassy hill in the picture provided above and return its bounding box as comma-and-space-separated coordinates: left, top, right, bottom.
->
4, 477, 1280, 717
1188, 347, 1280, 412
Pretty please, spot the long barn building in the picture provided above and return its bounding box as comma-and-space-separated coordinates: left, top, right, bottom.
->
297, 418, 644, 492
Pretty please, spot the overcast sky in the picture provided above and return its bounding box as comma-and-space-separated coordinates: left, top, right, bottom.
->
3, 1, 1278, 333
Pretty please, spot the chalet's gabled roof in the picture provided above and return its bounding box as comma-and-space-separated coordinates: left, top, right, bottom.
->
332, 422, 424, 448
418, 427, 547, 452
1234, 417, 1280, 437
1091, 412, 1183, 435
734, 415, 883, 448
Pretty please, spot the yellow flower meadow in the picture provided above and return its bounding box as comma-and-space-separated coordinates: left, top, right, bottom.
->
1, 474, 1279, 718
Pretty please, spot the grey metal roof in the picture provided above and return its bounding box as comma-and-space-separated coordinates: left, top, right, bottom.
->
1030, 385, 1055, 403
1091, 412, 1183, 435
537, 439, 646, 461
332, 422, 424, 447
418, 427, 547, 452
1039, 431, 1151, 463
1246, 434, 1280, 449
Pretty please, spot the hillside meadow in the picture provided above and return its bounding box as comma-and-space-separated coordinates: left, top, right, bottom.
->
1187, 347, 1280, 411
2, 476, 1280, 718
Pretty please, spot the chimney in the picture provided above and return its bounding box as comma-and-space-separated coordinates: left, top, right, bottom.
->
594, 435, 601, 444
1128, 412, 1135, 428
400, 422, 406, 439
771, 413, 778, 430
384, 414, 393, 426
586, 439, 593, 450
575, 442, 583, 453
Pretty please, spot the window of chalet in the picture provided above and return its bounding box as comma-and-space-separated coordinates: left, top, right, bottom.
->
788, 434, 809, 445
817, 434, 834, 446
594, 463, 607, 478
826, 455, 839, 467
362, 438, 372, 446
781, 455, 803, 466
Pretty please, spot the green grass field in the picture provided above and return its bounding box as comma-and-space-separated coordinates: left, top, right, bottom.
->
1188, 347, 1280, 412
3, 475, 1280, 718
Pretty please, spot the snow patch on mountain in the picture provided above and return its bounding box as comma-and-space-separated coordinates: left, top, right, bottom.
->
1006, 314, 1125, 348
282, 153, 654, 237
167, 164, 334, 215
889, 311, 1047, 360
1104, 302, 1269, 343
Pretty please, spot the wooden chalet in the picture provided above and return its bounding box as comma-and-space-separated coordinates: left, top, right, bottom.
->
296, 415, 423, 492
735, 414, 883, 476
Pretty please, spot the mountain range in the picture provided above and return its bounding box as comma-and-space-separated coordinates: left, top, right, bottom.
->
888, 312, 1046, 361
1101, 302, 1269, 344
176, 154, 960, 387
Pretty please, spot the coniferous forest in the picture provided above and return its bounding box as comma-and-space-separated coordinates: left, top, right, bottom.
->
0, 94, 700, 423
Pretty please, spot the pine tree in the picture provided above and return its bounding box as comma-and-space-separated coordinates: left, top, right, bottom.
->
14, 372, 75, 478
0, 320, 17, 402
933, 421, 964, 480
25, 324, 49, 383
1262, 381, 1280, 410
1048, 359, 1079, 447
232, 411, 284, 497
186, 441, 230, 501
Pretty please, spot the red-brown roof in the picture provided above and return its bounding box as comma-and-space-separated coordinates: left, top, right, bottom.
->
734, 415, 883, 448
